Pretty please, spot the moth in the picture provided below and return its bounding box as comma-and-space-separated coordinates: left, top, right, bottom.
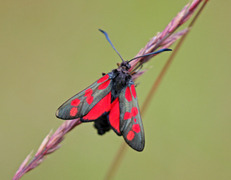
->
56, 29, 171, 151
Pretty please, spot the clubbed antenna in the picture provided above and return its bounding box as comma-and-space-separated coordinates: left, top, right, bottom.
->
99, 29, 125, 62
128, 48, 172, 62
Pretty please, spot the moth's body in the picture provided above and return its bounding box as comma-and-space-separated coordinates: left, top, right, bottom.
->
110, 62, 132, 100
94, 62, 132, 135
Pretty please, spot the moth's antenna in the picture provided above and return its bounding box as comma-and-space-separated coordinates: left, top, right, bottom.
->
99, 29, 125, 62
128, 48, 172, 62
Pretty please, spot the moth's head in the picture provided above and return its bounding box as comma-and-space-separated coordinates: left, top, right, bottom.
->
120, 61, 131, 71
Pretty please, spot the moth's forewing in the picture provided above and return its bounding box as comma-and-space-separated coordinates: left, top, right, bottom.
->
119, 82, 145, 151
56, 73, 113, 120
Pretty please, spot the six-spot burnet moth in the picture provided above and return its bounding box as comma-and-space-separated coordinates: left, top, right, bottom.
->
56, 29, 171, 151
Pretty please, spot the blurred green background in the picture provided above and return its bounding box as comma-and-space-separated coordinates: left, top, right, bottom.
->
1, 0, 230, 179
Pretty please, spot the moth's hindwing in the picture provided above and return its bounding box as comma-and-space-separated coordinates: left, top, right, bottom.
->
108, 97, 121, 135
119, 82, 145, 151
56, 73, 112, 121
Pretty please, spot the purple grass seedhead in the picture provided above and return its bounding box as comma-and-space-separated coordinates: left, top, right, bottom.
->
13, 119, 81, 180
129, 0, 202, 75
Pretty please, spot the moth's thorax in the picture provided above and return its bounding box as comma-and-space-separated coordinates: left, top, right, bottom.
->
111, 65, 132, 100
113, 68, 131, 86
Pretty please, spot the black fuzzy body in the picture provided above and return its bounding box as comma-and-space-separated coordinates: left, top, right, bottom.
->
94, 62, 132, 135
110, 68, 132, 101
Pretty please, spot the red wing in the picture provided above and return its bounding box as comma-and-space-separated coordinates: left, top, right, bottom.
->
119, 82, 145, 151
56, 73, 112, 121
108, 97, 121, 135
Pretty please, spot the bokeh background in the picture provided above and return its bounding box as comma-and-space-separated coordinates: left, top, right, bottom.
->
1, 0, 230, 179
